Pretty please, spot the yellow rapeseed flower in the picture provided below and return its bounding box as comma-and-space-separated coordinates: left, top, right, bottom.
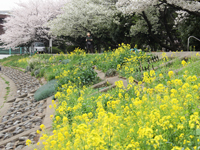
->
168, 71, 174, 78
40, 124, 45, 131
26, 139, 32, 146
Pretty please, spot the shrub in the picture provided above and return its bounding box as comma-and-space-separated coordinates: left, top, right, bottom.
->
31, 71, 34, 76
57, 66, 97, 87
66, 45, 77, 53
28, 57, 40, 69
52, 47, 64, 54
47, 74, 56, 81
38, 68, 45, 78
26, 66, 31, 72
34, 69, 40, 76
62, 59, 70, 64
34, 80, 57, 101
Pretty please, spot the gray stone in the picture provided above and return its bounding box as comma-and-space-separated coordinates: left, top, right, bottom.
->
0, 133, 4, 138
21, 146, 28, 150
23, 121, 31, 126
13, 127, 24, 135
7, 110, 12, 113
33, 117, 42, 122
19, 136, 28, 141
22, 118, 27, 122
16, 141, 25, 146
29, 112, 35, 117
5, 147, 14, 150
16, 112, 22, 116
2, 116, 9, 122
7, 121, 13, 125
5, 125, 12, 129
25, 107, 30, 111
37, 104, 43, 108
10, 107, 15, 112
35, 122, 41, 126
32, 103, 37, 107
11, 114, 15, 118
13, 120, 21, 126
29, 132, 36, 139
18, 93, 27, 98
0, 124, 5, 128
3, 133, 12, 140
15, 145, 24, 150
5, 143, 14, 148
38, 109, 43, 113
14, 127, 21, 131
27, 101, 31, 105
7, 98, 16, 103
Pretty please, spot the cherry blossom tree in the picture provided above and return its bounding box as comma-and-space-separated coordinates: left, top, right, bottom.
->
48, 0, 118, 38
0, 0, 66, 48
116, 0, 200, 51
116, 0, 200, 16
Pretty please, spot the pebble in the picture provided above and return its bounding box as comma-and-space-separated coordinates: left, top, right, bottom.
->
11, 114, 16, 118
0, 133, 5, 138
33, 117, 42, 122
5, 143, 14, 149
16, 112, 22, 116
38, 109, 43, 113
19, 136, 28, 141
3, 133, 12, 140
14, 145, 24, 150
13, 120, 21, 126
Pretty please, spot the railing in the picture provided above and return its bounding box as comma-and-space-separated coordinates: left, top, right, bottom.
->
187, 36, 200, 51
0, 47, 28, 55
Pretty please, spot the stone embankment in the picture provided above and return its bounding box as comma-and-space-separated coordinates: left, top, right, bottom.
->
0, 67, 52, 150
2, 67, 40, 97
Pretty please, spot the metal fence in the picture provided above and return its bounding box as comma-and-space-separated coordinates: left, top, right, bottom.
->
0, 47, 29, 55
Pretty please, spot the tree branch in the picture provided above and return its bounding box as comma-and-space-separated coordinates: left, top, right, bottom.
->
162, 0, 200, 17
142, 11, 177, 51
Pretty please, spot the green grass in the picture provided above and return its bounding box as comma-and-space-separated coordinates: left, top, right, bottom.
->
0, 75, 10, 109
0, 54, 29, 69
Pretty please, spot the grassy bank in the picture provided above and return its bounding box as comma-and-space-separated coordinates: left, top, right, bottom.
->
1, 46, 200, 150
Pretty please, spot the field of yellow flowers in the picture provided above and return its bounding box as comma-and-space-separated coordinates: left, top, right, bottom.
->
2, 45, 200, 150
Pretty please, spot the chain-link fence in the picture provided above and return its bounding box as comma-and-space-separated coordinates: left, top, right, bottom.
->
0, 47, 29, 54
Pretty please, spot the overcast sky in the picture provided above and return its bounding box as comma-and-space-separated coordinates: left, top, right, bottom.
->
0, 0, 29, 11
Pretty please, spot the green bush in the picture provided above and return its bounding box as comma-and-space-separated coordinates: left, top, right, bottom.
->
58, 66, 97, 87
62, 59, 70, 64
52, 47, 64, 54
66, 46, 77, 53
34, 80, 57, 101
34, 69, 40, 76
26, 66, 31, 72
47, 74, 56, 81
31, 71, 34, 76
38, 68, 45, 78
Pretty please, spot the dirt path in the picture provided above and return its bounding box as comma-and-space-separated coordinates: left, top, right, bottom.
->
95, 69, 129, 88
0, 73, 17, 122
